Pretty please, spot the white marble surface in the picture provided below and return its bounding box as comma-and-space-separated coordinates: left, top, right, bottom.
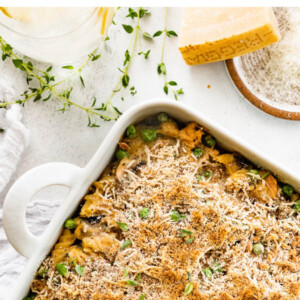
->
1, 7, 300, 298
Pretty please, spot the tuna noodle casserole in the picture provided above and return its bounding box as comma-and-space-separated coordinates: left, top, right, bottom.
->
27, 114, 299, 299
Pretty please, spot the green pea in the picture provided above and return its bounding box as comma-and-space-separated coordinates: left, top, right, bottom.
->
22, 296, 35, 300
198, 171, 212, 182
213, 262, 223, 273
203, 268, 213, 278
292, 200, 300, 213
203, 171, 212, 178
126, 125, 136, 138
64, 219, 76, 229
203, 135, 216, 148
171, 211, 186, 222
140, 208, 149, 219
157, 112, 168, 123
197, 175, 203, 183
185, 236, 194, 244
193, 148, 203, 158
141, 129, 157, 142
282, 184, 294, 197
116, 148, 128, 160
179, 229, 192, 237
37, 266, 47, 277
253, 243, 264, 255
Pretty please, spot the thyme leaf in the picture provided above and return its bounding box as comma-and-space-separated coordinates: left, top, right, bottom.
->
117, 222, 129, 231
62, 65, 74, 69
122, 24, 134, 34
121, 239, 132, 250
184, 272, 193, 296
126, 280, 138, 286
80, 76, 85, 88
56, 263, 68, 276
143, 32, 152, 39
155, 8, 183, 99
138, 50, 151, 59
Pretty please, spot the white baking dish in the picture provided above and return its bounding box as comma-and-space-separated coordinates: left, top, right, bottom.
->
3, 99, 300, 299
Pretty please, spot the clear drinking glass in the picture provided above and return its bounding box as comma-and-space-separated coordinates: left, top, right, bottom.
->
0, 7, 115, 63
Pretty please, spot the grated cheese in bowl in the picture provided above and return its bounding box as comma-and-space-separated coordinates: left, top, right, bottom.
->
235, 8, 300, 110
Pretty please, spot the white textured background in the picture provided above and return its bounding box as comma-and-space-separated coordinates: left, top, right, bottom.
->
1, 7, 300, 298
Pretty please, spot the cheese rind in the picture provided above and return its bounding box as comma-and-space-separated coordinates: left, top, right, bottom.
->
179, 7, 281, 65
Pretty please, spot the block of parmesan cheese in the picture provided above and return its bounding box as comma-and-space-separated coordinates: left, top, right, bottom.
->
178, 7, 281, 65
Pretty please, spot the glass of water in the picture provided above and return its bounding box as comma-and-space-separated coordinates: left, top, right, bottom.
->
0, 7, 115, 63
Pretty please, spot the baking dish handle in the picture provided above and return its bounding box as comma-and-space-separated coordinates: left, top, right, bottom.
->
3, 162, 81, 259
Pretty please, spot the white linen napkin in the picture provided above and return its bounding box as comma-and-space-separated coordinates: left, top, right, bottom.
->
0, 79, 29, 192
0, 78, 29, 299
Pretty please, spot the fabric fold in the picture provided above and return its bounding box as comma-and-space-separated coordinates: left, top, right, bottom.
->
0, 79, 29, 193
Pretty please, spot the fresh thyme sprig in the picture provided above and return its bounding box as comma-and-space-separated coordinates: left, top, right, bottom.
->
105, 7, 150, 118
154, 8, 183, 100
0, 36, 117, 125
